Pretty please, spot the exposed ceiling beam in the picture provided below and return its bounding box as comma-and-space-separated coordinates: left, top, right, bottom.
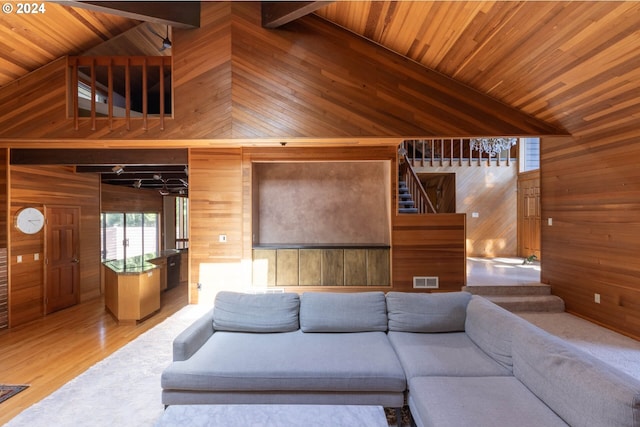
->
10, 149, 188, 165
262, 1, 332, 29
66, 1, 201, 29
75, 165, 187, 174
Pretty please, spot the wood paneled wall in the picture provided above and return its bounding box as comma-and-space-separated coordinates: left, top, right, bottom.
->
542, 135, 640, 340
189, 148, 244, 304
101, 183, 163, 213
392, 214, 466, 291
0, 2, 560, 143
417, 163, 517, 257
10, 165, 100, 327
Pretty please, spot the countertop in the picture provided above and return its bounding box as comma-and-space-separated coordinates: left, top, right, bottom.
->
103, 258, 158, 275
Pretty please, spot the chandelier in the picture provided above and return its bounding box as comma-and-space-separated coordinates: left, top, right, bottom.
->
469, 137, 517, 157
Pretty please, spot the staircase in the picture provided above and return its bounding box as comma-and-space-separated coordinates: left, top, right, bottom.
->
462, 283, 565, 313
398, 180, 418, 213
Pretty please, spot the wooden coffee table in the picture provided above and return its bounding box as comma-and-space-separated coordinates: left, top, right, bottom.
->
156, 404, 388, 426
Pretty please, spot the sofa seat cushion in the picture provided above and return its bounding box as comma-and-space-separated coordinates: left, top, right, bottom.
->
513, 321, 640, 427
161, 330, 406, 393
408, 376, 569, 427
388, 331, 511, 379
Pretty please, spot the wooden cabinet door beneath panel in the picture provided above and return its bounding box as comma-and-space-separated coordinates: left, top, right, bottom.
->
322, 249, 344, 286
276, 249, 299, 286
253, 249, 276, 286
368, 249, 390, 286
344, 249, 367, 286
299, 249, 322, 286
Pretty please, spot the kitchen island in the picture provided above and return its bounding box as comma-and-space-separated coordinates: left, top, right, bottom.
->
103, 258, 161, 323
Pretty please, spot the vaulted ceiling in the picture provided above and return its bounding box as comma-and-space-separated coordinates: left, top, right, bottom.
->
2, 1, 639, 190
2, 1, 638, 137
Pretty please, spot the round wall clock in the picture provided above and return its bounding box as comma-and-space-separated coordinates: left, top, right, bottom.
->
15, 207, 45, 234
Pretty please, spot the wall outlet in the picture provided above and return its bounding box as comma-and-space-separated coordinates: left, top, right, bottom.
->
34, 253, 40, 261
594, 293, 601, 304
471, 212, 479, 218
17, 255, 22, 263
219, 234, 227, 243
548, 218, 553, 226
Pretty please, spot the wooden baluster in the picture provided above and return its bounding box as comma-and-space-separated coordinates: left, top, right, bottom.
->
440, 139, 444, 167
108, 59, 113, 130
159, 60, 165, 131
412, 140, 416, 168
125, 58, 131, 131
71, 58, 79, 131
430, 139, 434, 167
459, 139, 463, 166
142, 58, 148, 131
90, 58, 96, 131
449, 138, 453, 166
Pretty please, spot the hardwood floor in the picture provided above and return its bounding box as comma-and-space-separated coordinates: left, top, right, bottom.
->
0, 282, 188, 425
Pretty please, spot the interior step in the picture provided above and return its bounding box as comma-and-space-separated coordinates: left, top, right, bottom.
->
462, 284, 551, 296
399, 200, 415, 207
483, 295, 565, 313
399, 207, 418, 213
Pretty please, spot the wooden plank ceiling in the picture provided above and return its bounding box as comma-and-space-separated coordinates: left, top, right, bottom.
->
0, 1, 638, 137
315, 1, 640, 136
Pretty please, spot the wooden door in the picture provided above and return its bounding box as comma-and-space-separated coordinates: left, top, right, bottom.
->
45, 206, 80, 314
517, 171, 541, 259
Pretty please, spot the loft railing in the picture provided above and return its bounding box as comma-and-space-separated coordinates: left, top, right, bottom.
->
403, 138, 516, 168
400, 153, 436, 214
68, 56, 172, 131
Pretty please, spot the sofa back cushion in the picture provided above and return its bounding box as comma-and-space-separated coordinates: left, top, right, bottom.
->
300, 292, 387, 332
213, 291, 300, 333
386, 291, 471, 332
465, 296, 525, 372
513, 320, 640, 427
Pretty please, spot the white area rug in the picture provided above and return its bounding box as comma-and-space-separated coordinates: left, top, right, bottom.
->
6, 305, 640, 426
6, 304, 211, 427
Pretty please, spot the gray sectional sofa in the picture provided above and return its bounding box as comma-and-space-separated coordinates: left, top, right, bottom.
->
161, 291, 640, 427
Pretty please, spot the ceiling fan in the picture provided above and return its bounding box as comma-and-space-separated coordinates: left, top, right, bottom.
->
147, 24, 172, 51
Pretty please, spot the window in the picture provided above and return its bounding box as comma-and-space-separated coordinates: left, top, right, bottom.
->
520, 137, 540, 172
175, 197, 189, 249
101, 212, 160, 264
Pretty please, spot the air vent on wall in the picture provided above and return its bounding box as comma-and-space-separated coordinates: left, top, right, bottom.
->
413, 276, 439, 289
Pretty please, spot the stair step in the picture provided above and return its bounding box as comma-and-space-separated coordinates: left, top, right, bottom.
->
399, 207, 419, 213
484, 295, 565, 313
399, 193, 412, 199
462, 284, 551, 296
399, 200, 415, 207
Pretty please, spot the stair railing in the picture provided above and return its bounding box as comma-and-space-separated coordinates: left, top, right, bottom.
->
400, 153, 436, 214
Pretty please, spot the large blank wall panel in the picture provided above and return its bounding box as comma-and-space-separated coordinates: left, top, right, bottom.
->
254, 162, 390, 245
